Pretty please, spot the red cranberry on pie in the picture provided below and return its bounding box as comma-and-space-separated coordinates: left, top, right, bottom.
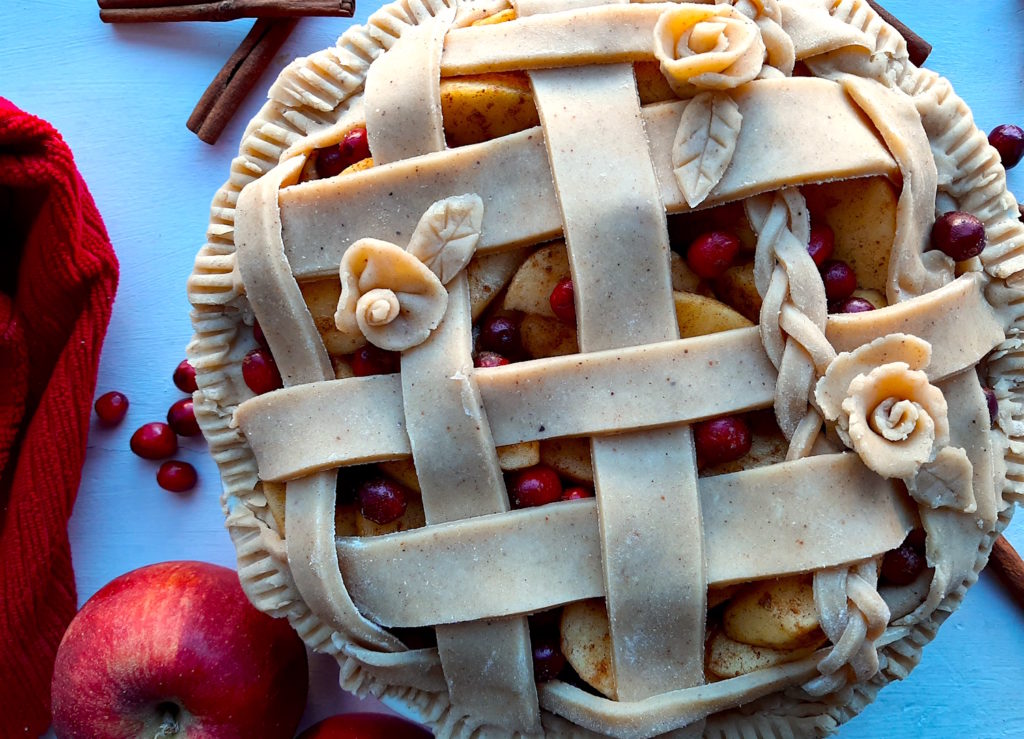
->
686, 231, 741, 279
930, 211, 986, 261
561, 486, 594, 501
989, 124, 1024, 169
836, 296, 876, 314
694, 416, 751, 467
130, 422, 178, 460
820, 260, 857, 302
351, 344, 401, 376
531, 634, 567, 682
167, 397, 201, 437
479, 315, 521, 356
549, 277, 576, 325
880, 541, 925, 586
358, 477, 408, 524
510, 465, 563, 508
475, 351, 510, 368
94, 391, 129, 425
252, 319, 269, 349
157, 460, 198, 493
806, 224, 835, 267
173, 359, 198, 394
315, 126, 371, 179
984, 386, 998, 425
242, 348, 284, 394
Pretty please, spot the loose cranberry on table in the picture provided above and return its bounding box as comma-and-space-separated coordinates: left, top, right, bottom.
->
157, 460, 198, 493
686, 231, 741, 280
836, 296, 876, 314
475, 351, 510, 368
297, 713, 432, 739
94, 391, 129, 425
166, 397, 201, 437
694, 415, 751, 467
242, 347, 283, 394
479, 315, 521, 356
357, 477, 408, 524
510, 465, 563, 508
351, 344, 400, 377
561, 486, 594, 501
549, 276, 576, 325
989, 124, 1024, 169
173, 359, 198, 394
130, 422, 178, 460
820, 259, 857, 302
806, 224, 835, 267
930, 211, 986, 261
315, 126, 371, 179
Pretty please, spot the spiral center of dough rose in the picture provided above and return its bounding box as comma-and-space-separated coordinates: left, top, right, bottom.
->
359, 288, 401, 327
870, 397, 922, 441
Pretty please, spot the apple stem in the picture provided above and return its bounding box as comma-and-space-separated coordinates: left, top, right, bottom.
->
154, 703, 181, 738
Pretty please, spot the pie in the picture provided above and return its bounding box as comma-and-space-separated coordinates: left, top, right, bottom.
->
187, 0, 1024, 736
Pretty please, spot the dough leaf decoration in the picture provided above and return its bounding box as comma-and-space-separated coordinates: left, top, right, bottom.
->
907, 446, 976, 513
406, 193, 484, 284
672, 91, 742, 208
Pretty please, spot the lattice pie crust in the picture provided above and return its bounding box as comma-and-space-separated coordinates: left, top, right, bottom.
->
187, 1, 1024, 736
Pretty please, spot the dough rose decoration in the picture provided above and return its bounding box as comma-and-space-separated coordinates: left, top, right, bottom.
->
653, 3, 766, 97
334, 194, 483, 351
815, 334, 950, 481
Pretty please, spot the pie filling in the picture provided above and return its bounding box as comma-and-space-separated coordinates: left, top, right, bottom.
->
189, 0, 1024, 736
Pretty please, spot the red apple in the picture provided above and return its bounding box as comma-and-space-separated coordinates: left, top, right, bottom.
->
51, 561, 308, 738
297, 713, 433, 738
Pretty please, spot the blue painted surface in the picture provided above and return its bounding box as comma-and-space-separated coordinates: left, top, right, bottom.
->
2, 0, 1022, 735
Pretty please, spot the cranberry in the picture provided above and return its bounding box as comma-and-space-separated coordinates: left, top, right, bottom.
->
531, 634, 566, 682
807, 224, 835, 267
930, 211, 986, 261
94, 391, 129, 425
694, 416, 751, 467
173, 359, 198, 394
549, 277, 576, 325
984, 386, 999, 425
358, 477, 408, 524
686, 231, 741, 279
836, 296, 876, 314
561, 486, 594, 501
242, 348, 283, 394
881, 542, 925, 586
820, 260, 857, 301
989, 124, 1024, 169
130, 422, 178, 460
252, 319, 269, 349
336, 465, 371, 505
475, 351, 510, 368
315, 126, 371, 179
510, 465, 563, 508
479, 315, 521, 356
166, 397, 201, 437
351, 344, 400, 376
905, 528, 927, 553
157, 460, 198, 493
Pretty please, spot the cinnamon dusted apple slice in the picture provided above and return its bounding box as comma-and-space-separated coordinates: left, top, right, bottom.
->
560, 599, 617, 699
713, 261, 760, 323
539, 437, 593, 484
503, 241, 570, 318
262, 481, 287, 536
803, 176, 898, 294
722, 575, 825, 650
674, 291, 754, 339
299, 279, 366, 357
441, 73, 540, 148
468, 250, 530, 320
706, 628, 820, 680
377, 459, 420, 494
497, 441, 541, 470
520, 313, 579, 358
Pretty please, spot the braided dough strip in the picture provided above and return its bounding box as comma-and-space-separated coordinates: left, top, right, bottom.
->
277, 78, 897, 279
236, 275, 1003, 482
336, 453, 913, 626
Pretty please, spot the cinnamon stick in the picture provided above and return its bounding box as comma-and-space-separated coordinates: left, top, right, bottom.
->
99, 0, 354, 23
988, 535, 1024, 610
187, 18, 297, 145
865, 0, 932, 67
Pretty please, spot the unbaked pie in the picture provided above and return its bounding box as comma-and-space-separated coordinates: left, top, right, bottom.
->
187, 0, 1024, 736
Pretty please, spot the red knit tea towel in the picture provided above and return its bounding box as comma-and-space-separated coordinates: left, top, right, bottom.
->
0, 98, 118, 738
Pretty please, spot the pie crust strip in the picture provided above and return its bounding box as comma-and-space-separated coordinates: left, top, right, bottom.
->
277, 78, 897, 279
236, 275, 1004, 482
399, 275, 541, 732
233, 157, 403, 652
527, 52, 703, 702
335, 452, 914, 626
